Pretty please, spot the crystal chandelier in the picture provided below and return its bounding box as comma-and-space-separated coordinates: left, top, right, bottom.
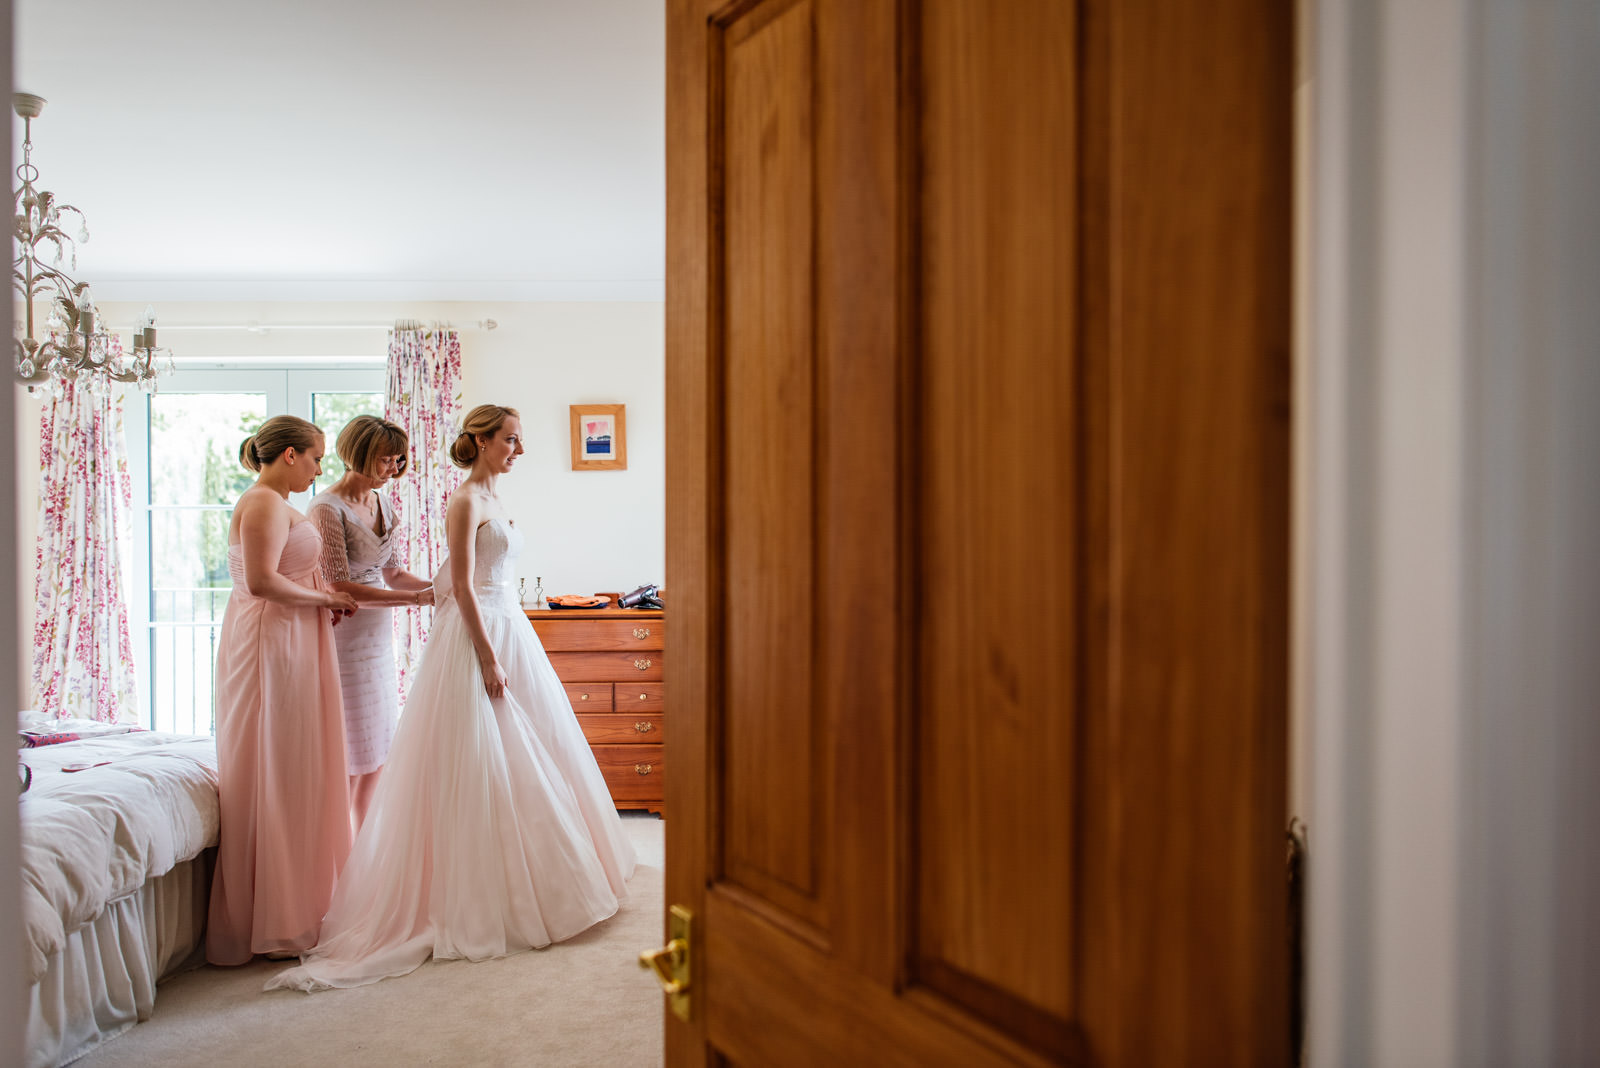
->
13, 92, 170, 394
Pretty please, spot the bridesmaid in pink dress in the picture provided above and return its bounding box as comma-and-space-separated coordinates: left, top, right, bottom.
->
207, 415, 360, 966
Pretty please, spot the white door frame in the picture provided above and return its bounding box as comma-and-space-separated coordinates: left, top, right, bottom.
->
1305, 1, 1600, 1064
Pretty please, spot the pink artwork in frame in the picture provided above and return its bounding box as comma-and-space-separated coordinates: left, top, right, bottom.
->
569, 403, 627, 470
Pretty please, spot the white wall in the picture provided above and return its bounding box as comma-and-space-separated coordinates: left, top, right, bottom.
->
1458, 6, 1600, 1063
16, 300, 664, 611
456, 302, 666, 599
1308, 1, 1600, 1064
2, 0, 24, 1053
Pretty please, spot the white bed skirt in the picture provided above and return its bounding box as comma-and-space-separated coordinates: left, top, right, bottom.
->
25, 851, 212, 1068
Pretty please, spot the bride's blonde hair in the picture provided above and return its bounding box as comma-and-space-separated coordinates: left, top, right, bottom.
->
449, 404, 521, 468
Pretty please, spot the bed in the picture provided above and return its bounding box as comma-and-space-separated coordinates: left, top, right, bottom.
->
17, 716, 219, 1068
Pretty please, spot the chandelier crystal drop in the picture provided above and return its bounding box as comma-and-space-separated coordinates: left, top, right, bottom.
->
13, 92, 170, 395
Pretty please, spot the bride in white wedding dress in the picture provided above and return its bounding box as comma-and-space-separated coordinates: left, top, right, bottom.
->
266, 404, 636, 992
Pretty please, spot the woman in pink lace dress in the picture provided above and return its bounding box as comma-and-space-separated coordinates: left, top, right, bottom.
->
207, 416, 359, 965
308, 416, 434, 831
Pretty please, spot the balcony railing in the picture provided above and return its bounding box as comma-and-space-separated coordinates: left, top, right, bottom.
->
148, 586, 229, 735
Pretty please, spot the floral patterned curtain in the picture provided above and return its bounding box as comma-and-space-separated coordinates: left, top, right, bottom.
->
32, 377, 139, 723
385, 325, 463, 696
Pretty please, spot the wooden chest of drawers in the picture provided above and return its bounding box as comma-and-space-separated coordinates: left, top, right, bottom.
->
527, 607, 665, 817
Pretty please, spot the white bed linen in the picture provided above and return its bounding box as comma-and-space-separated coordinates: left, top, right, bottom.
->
24, 855, 210, 1068
18, 729, 219, 985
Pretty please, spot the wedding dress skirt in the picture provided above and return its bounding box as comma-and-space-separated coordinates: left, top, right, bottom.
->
266, 519, 636, 992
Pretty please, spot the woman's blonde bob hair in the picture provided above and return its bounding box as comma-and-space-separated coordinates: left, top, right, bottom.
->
449, 404, 521, 468
239, 415, 323, 472
336, 415, 411, 479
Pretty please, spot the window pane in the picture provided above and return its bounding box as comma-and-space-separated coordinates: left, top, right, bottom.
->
149, 393, 267, 507
149, 510, 233, 608
145, 391, 266, 733
312, 392, 385, 491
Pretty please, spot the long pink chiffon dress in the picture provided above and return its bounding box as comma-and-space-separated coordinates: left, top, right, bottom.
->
207, 520, 353, 965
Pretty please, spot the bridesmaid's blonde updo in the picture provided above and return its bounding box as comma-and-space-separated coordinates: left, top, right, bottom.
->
337, 415, 411, 478
449, 404, 521, 468
239, 415, 324, 473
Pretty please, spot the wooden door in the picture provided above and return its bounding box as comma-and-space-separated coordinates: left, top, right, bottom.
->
664, 0, 1291, 1064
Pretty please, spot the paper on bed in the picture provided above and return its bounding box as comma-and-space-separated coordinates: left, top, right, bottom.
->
17, 732, 219, 984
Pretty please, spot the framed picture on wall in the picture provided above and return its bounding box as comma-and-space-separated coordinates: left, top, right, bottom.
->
570, 403, 627, 470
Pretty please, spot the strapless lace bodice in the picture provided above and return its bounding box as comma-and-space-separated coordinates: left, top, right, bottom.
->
431, 518, 523, 608
473, 518, 522, 586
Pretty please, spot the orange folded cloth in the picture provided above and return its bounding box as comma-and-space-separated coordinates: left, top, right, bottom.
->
547, 594, 611, 608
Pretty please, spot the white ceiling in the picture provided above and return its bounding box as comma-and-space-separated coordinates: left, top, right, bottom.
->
14, 0, 665, 302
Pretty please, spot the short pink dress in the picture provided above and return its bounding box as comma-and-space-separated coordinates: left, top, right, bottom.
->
207, 521, 353, 965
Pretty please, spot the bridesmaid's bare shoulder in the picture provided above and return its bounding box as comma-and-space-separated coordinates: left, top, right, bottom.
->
231, 486, 299, 541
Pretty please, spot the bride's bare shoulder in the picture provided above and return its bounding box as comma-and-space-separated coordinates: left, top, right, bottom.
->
445, 484, 489, 528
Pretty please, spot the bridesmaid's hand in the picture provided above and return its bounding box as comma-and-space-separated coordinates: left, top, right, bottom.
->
326, 589, 358, 625
414, 586, 435, 608
481, 658, 508, 700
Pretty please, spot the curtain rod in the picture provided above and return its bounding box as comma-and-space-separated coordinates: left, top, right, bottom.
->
107, 319, 498, 333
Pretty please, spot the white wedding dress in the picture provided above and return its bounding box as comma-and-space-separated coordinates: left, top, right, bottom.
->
266, 518, 636, 992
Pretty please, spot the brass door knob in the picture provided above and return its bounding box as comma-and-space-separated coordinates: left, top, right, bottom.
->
639, 905, 692, 1022
639, 939, 687, 995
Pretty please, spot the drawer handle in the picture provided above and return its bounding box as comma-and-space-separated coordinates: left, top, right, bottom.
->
578, 692, 589, 701
638, 692, 649, 701
633, 627, 651, 639
635, 763, 654, 776
634, 658, 653, 671
634, 721, 655, 734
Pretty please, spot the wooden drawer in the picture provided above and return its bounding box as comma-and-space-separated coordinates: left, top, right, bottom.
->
592, 744, 665, 802
564, 682, 613, 712
577, 712, 664, 744
614, 682, 664, 712
547, 650, 664, 682
531, 618, 666, 651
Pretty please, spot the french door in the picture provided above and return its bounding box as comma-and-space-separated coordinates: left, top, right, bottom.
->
123, 366, 384, 733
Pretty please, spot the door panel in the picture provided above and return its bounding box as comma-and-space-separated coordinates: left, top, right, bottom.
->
668, 0, 1287, 1064
914, 0, 1079, 1043
1074, 3, 1292, 1062
720, 0, 827, 928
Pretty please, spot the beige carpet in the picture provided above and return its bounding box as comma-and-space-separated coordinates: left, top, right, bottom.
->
77, 813, 665, 1068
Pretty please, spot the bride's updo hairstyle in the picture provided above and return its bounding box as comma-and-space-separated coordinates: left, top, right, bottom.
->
449, 404, 521, 469
239, 415, 324, 473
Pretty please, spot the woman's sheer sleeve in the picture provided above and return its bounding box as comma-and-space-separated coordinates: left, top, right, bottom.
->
309, 500, 352, 583
381, 496, 405, 571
